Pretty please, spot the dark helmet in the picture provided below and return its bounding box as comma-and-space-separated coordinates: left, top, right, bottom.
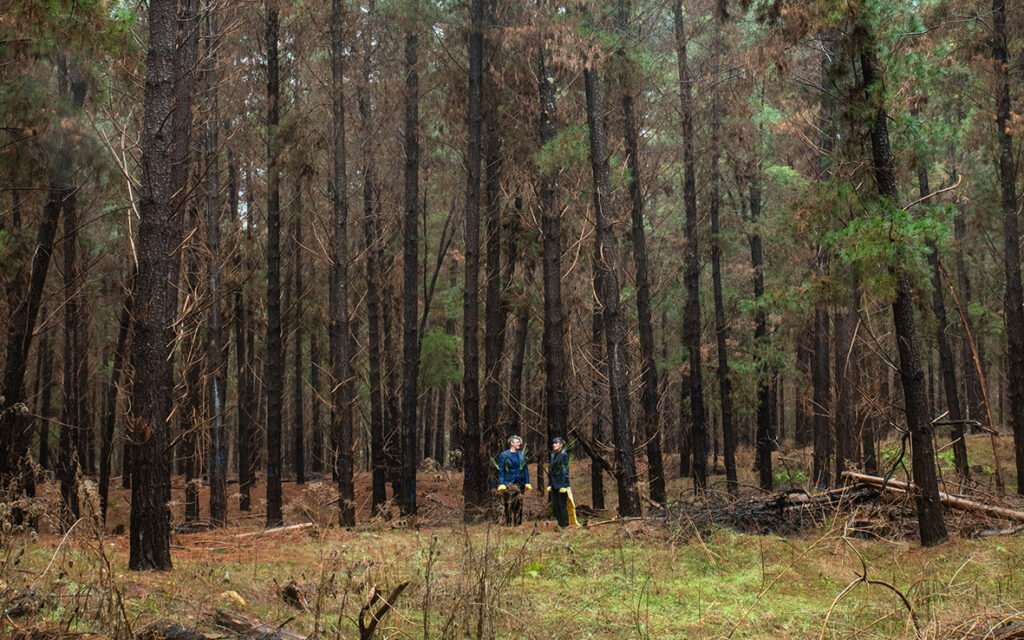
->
552, 437, 565, 446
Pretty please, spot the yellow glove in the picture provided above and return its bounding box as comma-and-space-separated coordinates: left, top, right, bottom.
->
497, 484, 507, 492
546, 486, 551, 492
559, 487, 568, 493
525, 484, 533, 490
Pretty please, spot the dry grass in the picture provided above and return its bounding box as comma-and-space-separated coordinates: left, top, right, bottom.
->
4, 435, 1024, 639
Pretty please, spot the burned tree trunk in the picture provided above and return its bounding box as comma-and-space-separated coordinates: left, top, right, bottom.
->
673, 2, 706, 489
399, 29, 420, 517
330, 0, 354, 525
584, 65, 641, 518
265, 0, 284, 528
616, 0, 665, 505
128, 0, 199, 570
204, 13, 227, 525
462, 0, 485, 520
100, 274, 133, 521
918, 160, 968, 479
292, 191, 305, 486
855, 14, 946, 545
750, 182, 773, 491
992, 0, 1024, 494
538, 25, 568, 463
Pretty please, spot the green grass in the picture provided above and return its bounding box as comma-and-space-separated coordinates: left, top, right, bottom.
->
5, 518, 1024, 639
5, 434, 1024, 639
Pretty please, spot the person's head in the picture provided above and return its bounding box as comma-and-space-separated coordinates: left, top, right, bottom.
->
508, 435, 523, 451
552, 437, 565, 452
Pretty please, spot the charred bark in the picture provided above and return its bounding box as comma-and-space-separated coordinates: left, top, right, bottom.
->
265, 0, 284, 528
462, 0, 485, 520
992, 0, 1024, 494
616, 0, 665, 504
399, 30, 420, 517
673, 3, 706, 489
584, 65, 641, 517
330, 0, 354, 525
856, 16, 946, 544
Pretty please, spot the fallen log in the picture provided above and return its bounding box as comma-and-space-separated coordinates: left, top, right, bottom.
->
842, 471, 1024, 522
213, 610, 307, 640
584, 516, 644, 528
233, 522, 315, 539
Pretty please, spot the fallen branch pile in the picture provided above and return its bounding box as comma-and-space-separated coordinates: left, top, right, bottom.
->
842, 471, 1024, 522
665, 472, 1024, 539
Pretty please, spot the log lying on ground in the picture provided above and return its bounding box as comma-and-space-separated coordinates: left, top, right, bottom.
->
233, 522, 315, 538
213, 610, 307, 640
843, 471, 1024, 522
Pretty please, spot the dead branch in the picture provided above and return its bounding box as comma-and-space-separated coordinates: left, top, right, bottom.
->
843, 472, 1024, 522
358, 581, 410, 640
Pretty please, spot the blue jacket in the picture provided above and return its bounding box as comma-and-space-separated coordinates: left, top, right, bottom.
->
497, 449, 529, 487
548, 450, 570, 490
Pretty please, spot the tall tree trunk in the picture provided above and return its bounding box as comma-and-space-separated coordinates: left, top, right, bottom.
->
750, 182, 773, 491
482, 37, 506, 461
834, 284, 860, 479
382, 256, 401, 491
507, 262, 532, 439
235, 163, 256, 511
310, 333, 323, 474
204, 11, 227, 525
37, 322, 54, 473
918, 160, 968, 479
399, 29, 420, 517
53, 61, 88, 524
265, 0, 284, 528
673, 3, 706, 489
538, 27, 568, 467
361, 154, 386, 512
707, 28, 736, 493
811, 302, 831, 488
590, 266, 605, 510
59, 214, 81, 524
182, 239, 202, 526
330, 0, 355, 526
616, 0, 665, 505
856, 15, 947, 544
128, 0, 198, 570
462, 0, 485, 520
292, 190, 305, 486
100, 274, 133, 521
992, 0, 1024, 493
438, 261, 458, 465
953, 175, 986, 431
355, 2, 384, 506
584, 65, 641, 517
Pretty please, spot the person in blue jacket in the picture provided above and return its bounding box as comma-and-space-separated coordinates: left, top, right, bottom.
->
496, 434, 531, 525
547, 437, 572, 528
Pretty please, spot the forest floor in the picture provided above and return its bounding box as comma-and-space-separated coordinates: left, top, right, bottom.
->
3, 434, 1024, 639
